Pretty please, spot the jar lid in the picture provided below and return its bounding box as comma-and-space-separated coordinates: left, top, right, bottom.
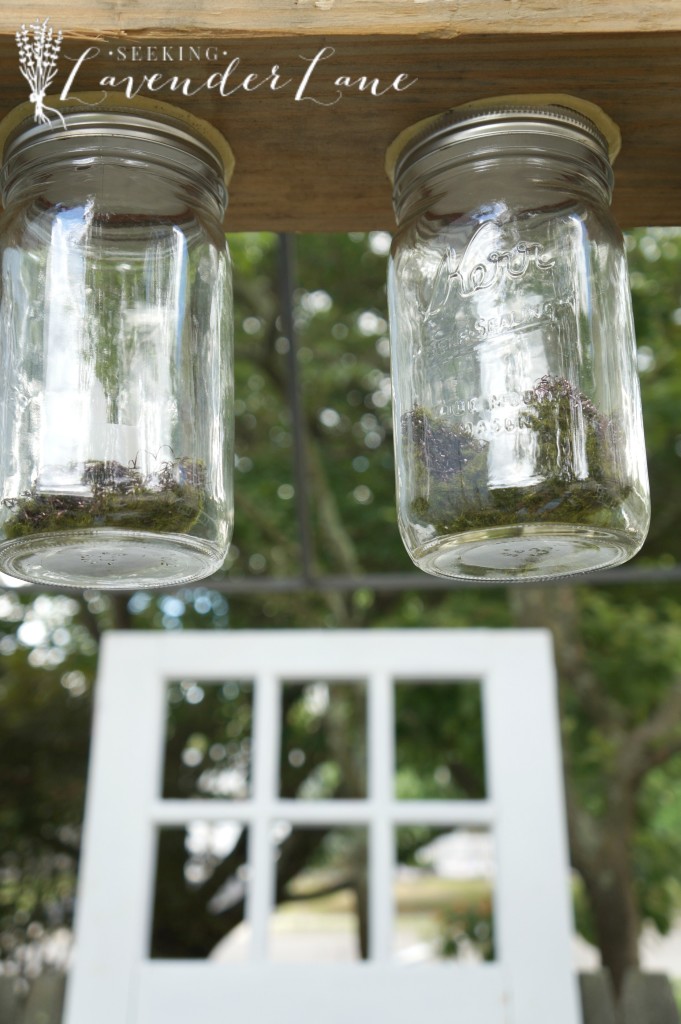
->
0, 93, 234, 216
387, 94, 620, 199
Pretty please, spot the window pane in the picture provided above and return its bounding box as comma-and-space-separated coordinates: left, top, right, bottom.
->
394, 826, 495, 963
163, 680, 253, 799
280, 681, 367, 798
269, 825, 368, 962
395, 681, 486, 799
151, 822, 250, 960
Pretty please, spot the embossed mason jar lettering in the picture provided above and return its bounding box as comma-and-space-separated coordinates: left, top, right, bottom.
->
388, 104, 650, 581
0, 109, 233, 588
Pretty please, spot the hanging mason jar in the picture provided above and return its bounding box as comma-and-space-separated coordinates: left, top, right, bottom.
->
0, 106, 233, 588
387, 101, 650, 581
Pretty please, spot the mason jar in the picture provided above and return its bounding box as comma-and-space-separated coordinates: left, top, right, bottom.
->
0, 108, 233, 588
388, 104, 650, 581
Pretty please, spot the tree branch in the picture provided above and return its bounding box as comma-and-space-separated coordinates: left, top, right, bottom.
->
305, 436, 362, 578
620, 679, 681, 785
108, 593, 132, 631
562, 770, 604, 879
232, 275, 277, 336
445, 757, 485, 799
508, 586, 625, 729
74, 597, 102, 644
282, 877, 352, 903
234, 489, 298, 555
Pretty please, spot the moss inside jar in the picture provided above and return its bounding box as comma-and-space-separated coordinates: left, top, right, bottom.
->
2, 456, 206, 540
404, 375, 631, 539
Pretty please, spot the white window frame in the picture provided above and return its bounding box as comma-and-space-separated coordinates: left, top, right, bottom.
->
64, 628, 581, 1024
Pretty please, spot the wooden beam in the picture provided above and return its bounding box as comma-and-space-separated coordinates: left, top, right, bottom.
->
2, 3, 681, 39
0, 6, 680, 230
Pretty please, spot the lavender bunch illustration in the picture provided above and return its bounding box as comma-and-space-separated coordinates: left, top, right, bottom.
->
15, 18, 63, 124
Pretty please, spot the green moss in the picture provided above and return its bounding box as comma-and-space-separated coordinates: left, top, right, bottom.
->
2, 458, 206, 540
405, 376, 630, 536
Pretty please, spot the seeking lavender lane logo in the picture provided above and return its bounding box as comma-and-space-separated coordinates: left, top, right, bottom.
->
15, 18, 63, 124
13, 19, 417, 111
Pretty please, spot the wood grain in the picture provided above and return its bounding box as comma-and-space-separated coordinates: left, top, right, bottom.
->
2, 2, 681, 38
0, 14, 680, 230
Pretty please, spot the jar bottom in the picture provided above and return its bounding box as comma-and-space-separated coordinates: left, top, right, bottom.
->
408, 523, 643, 582
0, 529, 226, 589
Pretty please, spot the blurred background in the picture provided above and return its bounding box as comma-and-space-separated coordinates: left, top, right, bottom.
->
2, 228, 681, 1011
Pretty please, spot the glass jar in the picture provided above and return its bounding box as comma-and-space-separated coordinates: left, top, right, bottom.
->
0, 109, 233, 588
388, 104, 650, 581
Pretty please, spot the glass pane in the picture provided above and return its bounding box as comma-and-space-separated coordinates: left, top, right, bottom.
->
269, 824, 368, 962
394, 826, 495, 963
280, 680, 366, 798
163, 680, 253, 799
151, 822, 250, 960
395, 681, 486, 799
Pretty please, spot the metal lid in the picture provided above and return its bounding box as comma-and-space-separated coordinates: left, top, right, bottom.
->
391, 103, 614, 219
1, 108, 228, 212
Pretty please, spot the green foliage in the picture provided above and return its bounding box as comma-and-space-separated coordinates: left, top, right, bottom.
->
83, 255, 140, 415
626, 228, 681, 563
556, 583, 681, 930
280, 682, 367, 800
226, 231, 405, 586
438, 901, 495, 962
0, 592, 95, 969
163, 680, 253, 800
395, 681, 485, 801
634, 754, 681, 934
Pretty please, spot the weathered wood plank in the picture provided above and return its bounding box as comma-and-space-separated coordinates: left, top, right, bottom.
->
0, 975, 66, 1024
1, 2, 681, 38
23, 974, 67, 1024
0, 13, 680, 228
620, 970, 681, 1024
579, 971, 618, 1024
0, 978, 23, 1024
